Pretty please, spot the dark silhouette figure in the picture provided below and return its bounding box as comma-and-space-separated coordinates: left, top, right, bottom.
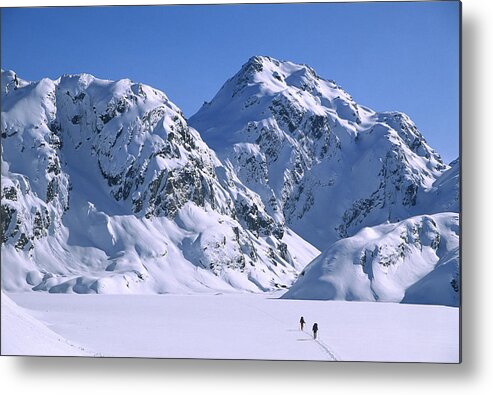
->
299, 316, 305, 331
312, 323, 318, 339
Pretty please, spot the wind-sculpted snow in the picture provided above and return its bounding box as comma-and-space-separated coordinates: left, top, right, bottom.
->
282, 213, 459, 307
1, 69, 319, 294
190, 56, 450, 249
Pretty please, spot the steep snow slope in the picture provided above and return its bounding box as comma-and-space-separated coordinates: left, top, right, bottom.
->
1, 69, 319, 294
282, 212, 459, 307
190, 56, 449, 249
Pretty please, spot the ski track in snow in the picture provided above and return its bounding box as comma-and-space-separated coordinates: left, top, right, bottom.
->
236, 297, 338, 361
297, 327, 338, 361
313, 337, 338, 361
4, 293, 459, 362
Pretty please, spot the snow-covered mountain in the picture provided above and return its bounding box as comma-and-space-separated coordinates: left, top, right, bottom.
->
1, 57, 459, 305
190, 56, 451, 249
282, 212, 459, 307
1, 69, 319, 294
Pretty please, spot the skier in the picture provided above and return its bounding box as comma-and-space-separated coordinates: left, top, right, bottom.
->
312, 323, 318, 339
299, 316, 305, 331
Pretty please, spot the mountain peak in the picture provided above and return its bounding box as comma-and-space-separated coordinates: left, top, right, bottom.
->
1, 69, 30, 94
243, 55, 283, 69
235, 55, 276, 83
246, 55, 272, 65
237, 55, 319, 84
190, 56, 449, 248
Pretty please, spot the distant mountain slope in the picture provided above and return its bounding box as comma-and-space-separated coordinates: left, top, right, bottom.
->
190, 56, 450, 249
282, 212, 459, 307
1, 69, 319, 294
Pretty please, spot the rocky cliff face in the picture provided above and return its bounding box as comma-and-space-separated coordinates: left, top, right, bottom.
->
2, 71, 70, 257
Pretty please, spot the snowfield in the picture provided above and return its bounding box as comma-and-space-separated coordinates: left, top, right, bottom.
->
2, 292, 459, 363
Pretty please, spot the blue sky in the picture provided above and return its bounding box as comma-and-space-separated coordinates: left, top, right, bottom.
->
1, 2, 460, 162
